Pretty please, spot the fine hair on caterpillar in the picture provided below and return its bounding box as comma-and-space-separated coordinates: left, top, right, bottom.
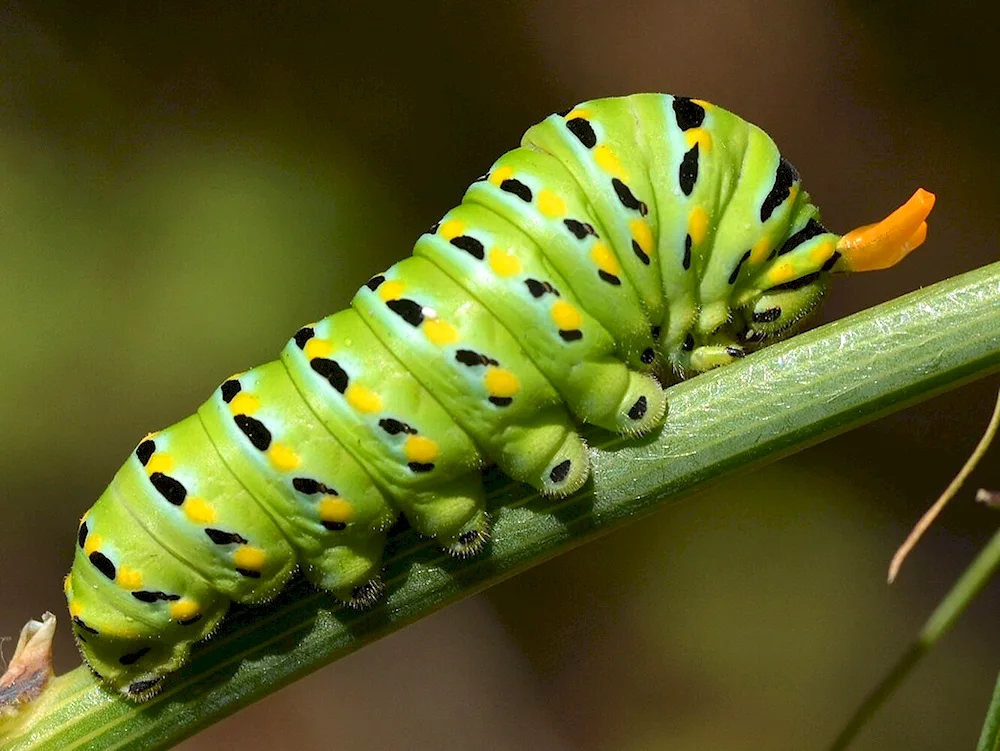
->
63, 93, 935, 700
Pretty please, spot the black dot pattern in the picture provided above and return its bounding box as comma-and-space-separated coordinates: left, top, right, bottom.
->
628, 396, 648, 420
821, 251, 841, 272
220, 379, 242, 403
672, 97, 706, 130
598, 270, 621, 286
132, 590, 180, 603
379, 418, 417, 435
150, 472, 186, 506
728, 250, 752, 285
135, 440, 155, 466
311, 358, 349, 393
768, 271, 820, 292
760, 159, 799, 222
632, 240, 650, 265
89, 551, 116, 580
450, 235, 485, 260
386, 298, 425, 327
566, 118, 597, 148
73, 616, 99, 635
564, 218, 596, 239
549, 460, 572, 483
777, 218, 828, 257
679, 144, 699, 196
205, 528, 249, 545
119, 647, 151, 666
525, 279, 560, 298
234, 415, 272, 451
455, 350, 499, 368
612, 179, 647, 214
293, 327, 315, 349
500, 178, 533, 202
752, 307, 782, 323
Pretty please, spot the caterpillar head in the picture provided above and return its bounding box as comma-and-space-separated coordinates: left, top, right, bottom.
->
740, 188, 935, 343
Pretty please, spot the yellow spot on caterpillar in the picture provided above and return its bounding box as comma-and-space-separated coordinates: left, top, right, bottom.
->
630, 219, 653, 257
688, 207, 709, 246
233, 545, 267, 572
303, 338, 333, 360
590, 242, 621, 275
488, 247, 522, 277
345, 383, 382, 413
64, 574, 72, 596
378, 280, 405, 302
169, 599, 200, 622
537, 189, 567, 218
145, 453, 173, 475
424, 318, 459, 346
229, 392, 260, 416
593, 144, 627, 180
69, 601, 83, 617
484, 367, 520, 398
183, 497, 217, 525
769, 262, 797, 285
320, 497, 353, 525
750, 234, 772, 265
684, 128, 713, 152
268, 442, 301, 472
439, 219, 464, 240
116, 566, 143, 590
551, 300, 583, 330
405, 435, 439, 463
489, 166, 515, 187
84, 533, 102, 556
565, 108, 592, 120
809, 239, 836, 266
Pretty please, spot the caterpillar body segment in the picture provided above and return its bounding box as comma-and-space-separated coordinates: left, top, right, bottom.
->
65, 93, 934, 699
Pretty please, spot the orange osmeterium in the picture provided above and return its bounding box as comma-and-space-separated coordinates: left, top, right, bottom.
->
835, 188, 936, 272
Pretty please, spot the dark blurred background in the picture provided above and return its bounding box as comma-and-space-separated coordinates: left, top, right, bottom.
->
2, 2, 999, 749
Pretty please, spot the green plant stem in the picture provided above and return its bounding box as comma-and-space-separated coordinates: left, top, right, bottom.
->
977, 668, 1000, 751
976, 676, 1000, 751
828, 525, 1000, 751
4, 262, 1000, 751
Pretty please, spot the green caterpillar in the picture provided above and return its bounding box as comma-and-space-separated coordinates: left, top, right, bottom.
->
64, 93, 935, 700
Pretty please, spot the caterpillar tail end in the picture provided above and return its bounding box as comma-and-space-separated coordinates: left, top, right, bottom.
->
834, 188, 935, 272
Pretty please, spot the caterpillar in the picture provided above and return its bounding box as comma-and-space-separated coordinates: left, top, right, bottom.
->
64, 93, 935, 700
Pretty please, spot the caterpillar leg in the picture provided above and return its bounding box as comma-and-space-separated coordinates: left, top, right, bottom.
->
303, 534, 387, 606
399, 474, 492, 555
688, 344, 745, 372
564, 361, 666, 437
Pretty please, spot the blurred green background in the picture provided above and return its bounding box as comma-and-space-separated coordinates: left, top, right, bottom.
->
2, 2, 999, 749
